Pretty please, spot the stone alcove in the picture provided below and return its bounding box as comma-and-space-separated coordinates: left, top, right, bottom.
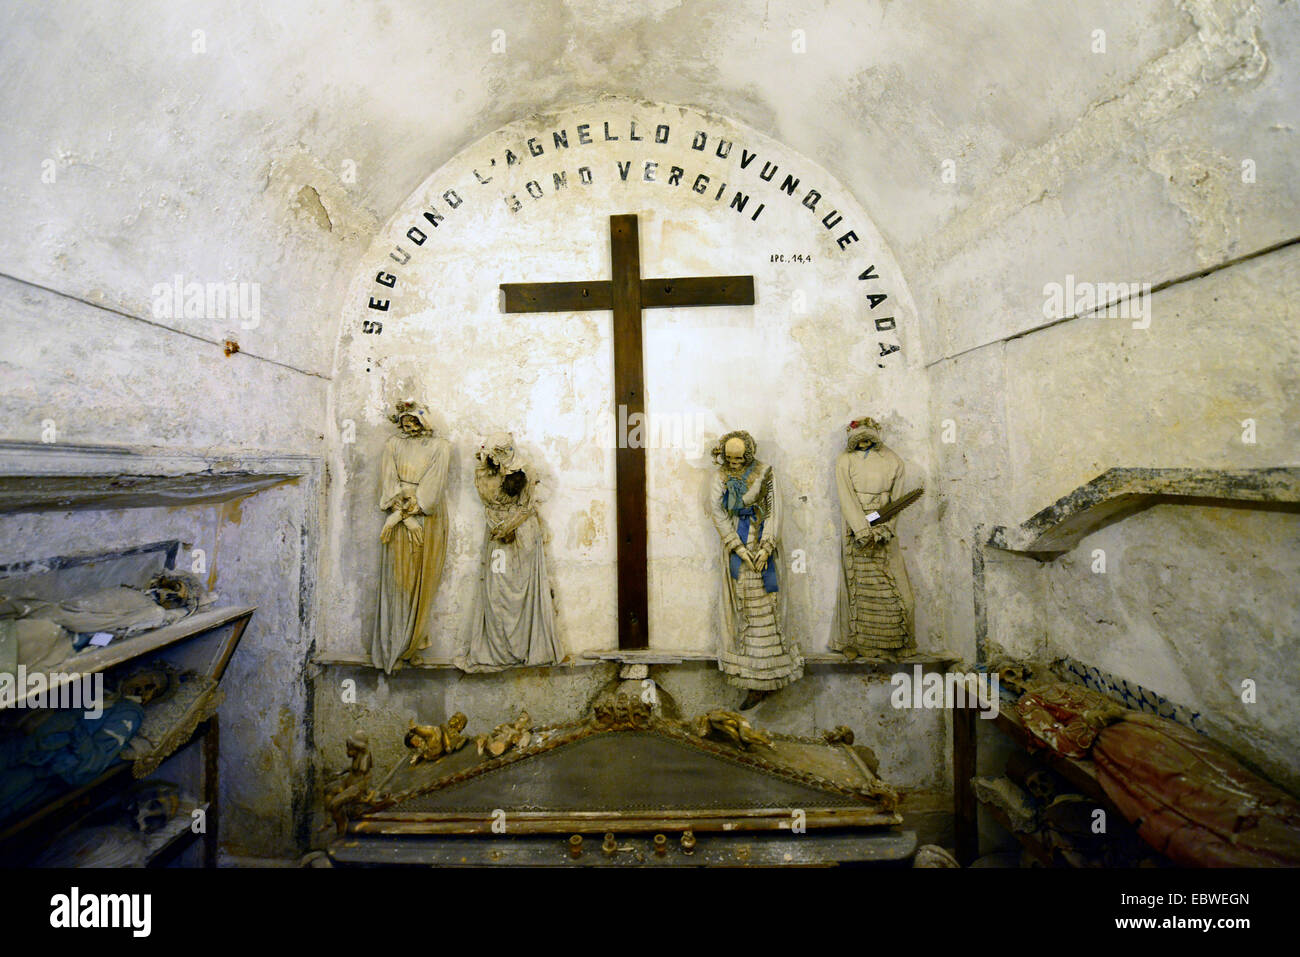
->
310, 99, 952, 833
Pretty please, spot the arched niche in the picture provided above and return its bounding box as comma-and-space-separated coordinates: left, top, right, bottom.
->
323, 98, 931, 664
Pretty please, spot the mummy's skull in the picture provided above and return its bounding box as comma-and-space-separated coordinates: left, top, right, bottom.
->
724, 437, 746, 471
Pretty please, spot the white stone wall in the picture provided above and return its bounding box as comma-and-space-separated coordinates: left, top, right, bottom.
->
967, 247, 1300, 789
309, 100, 947, 802
922, 3, 1300, 789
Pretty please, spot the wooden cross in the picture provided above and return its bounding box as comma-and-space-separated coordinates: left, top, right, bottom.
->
501, 214, 754, 650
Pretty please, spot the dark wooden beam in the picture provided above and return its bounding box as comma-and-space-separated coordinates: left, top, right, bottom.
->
610, 214, 649, 650
640, 275, 754, 308
498, 214, 756, 651
952, 704, 978, 865
500, 281, 612, 313
501, 275, 754, 314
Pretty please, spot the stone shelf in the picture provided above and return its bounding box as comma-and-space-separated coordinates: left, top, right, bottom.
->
0, 440, 316, 513
313, 652, 599, 670
807, 652, 958, 667
0, 472, 299, 513
584, 649, 958, 668
314, 649, 959, 670
987, 466, 1300, 559
2, 604, 257, 710
582, 649, 715, 664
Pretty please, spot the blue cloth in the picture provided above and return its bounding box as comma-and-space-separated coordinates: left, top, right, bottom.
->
721, 464, 778, 592
728, 507, 779, 593
0, 698, 145, 823
722, 463, 754, 513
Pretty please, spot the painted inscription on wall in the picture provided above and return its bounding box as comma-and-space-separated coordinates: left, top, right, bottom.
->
360, 111, 902, 366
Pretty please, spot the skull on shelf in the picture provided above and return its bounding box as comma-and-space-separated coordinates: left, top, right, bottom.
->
145, 570, 202, 613
119, 665, 176, 705
126, 782, 181, 833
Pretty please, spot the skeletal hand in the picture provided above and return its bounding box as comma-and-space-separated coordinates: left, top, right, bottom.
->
402, 514, 423, 546
734, 545, 757, 570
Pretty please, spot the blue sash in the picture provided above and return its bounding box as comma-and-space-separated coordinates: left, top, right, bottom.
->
728, 505, 779, 593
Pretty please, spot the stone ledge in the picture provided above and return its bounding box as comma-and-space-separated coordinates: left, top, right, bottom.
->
312, 652, 599, 670
583, 649, 959, 669
987, 466, 1300, 559
0, 441, 320, 513
313, 649, 959, 671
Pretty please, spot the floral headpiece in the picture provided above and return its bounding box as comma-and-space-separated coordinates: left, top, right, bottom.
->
845, 416, 882, 451
389, 398, 434, 435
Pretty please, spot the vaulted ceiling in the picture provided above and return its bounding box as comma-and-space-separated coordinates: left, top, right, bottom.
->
1, 0, 1294, 381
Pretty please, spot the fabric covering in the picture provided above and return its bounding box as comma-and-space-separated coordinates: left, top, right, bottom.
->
10, 586, 178, 638
1093, 711, 1300, 867
972, 775, 1038, 832
831, 441, 915, 656
0, 698, 145, 823
122, 672, 223, 778
34, 825, 148, 868
1015, 682, 1128, 758
0, 619, 73, 674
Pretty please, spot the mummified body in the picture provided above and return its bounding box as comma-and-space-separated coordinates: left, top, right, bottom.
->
372, 401, 451, 674
832, 417, 915, 658
708, 431, 803, 706
456, 433, 562, 672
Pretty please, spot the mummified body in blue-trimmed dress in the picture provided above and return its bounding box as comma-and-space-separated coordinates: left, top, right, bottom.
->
708, 431, 803, 709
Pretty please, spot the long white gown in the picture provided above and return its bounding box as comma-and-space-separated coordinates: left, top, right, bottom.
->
831, 443, 915, 656
371, 431, 450, 673
456, 465, 562, 672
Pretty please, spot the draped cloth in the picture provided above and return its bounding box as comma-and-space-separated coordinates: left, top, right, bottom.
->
1093, 712, 1300, 867
370, 430, 451, 674
708, 461, 803, 691
831, 443, 915, 657
455, 438, 562, 672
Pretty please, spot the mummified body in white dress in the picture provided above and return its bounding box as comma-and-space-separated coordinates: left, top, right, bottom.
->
456, 432, 562, 672
831, 417, 916, 659
372, 401, 450, 674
